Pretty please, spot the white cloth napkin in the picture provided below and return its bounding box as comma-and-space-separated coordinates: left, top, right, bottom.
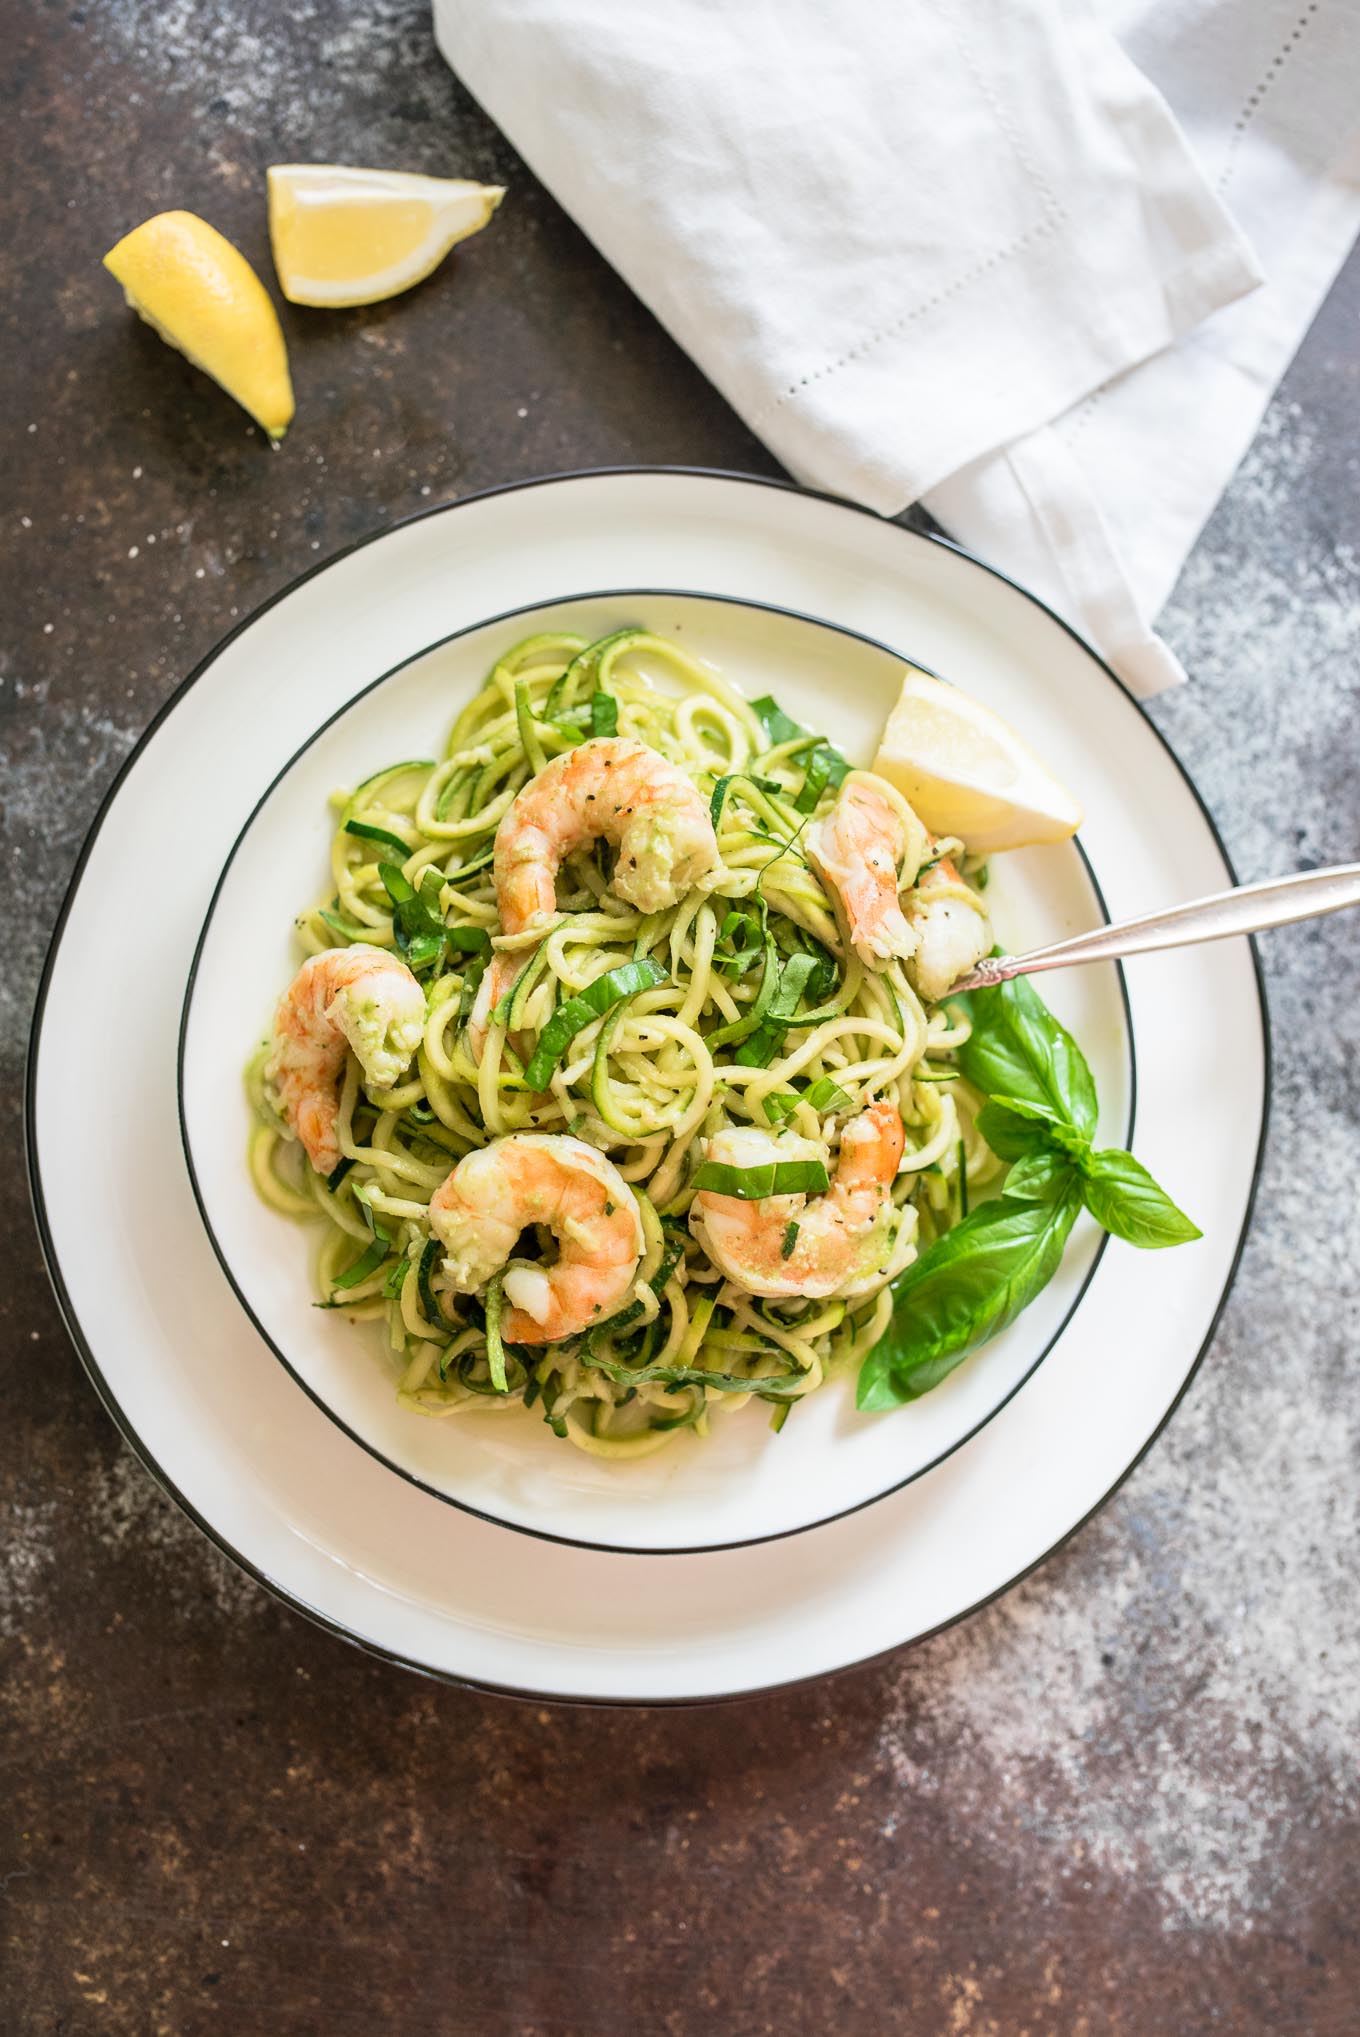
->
433, 0, 1360, 697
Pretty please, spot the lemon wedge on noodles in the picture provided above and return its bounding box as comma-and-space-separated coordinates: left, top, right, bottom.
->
103, 211, 294, 440
267, 165, 505, 308
872, 665, 1083, 855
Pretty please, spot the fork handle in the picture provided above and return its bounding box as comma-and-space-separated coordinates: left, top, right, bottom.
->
949, 862, 1360, 993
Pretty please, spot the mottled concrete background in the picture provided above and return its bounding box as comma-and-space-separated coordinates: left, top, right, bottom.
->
3, 4, 1357, 2033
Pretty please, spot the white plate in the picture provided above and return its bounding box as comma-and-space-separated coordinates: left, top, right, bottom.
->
181, 591, 1133, 1553
28, 471, 1267, 1700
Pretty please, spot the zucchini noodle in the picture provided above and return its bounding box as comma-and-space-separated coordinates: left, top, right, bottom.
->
248, 628, 1000, 1452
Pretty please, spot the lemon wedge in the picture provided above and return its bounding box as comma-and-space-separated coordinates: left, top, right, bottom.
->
872, 665, 1083, 854
103, 211, 294, 440
267, 165, 505, 308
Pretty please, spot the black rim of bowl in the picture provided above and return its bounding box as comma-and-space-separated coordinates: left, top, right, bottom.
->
25, 466, 1271, 1704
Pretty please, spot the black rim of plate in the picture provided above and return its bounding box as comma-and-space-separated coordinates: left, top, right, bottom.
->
24, 466, 1272, 1706
175, 585, 1135, 1554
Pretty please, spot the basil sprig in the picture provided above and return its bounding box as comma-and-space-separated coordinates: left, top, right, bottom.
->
857, 970, 1200, 1411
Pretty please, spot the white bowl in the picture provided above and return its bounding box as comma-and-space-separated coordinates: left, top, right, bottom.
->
179, 590, 1131, 1554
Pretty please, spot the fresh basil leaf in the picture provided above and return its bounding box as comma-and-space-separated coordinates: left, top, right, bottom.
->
975, 1094, 1063, 1161
957, 972, 1098, 1137
1080, 1150, 1202, 1248
857, 1190, 1080, 1408
1004, 1150, 1078, 1204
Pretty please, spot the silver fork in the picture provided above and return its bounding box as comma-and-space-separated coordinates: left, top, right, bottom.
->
947, 863, 1360, 994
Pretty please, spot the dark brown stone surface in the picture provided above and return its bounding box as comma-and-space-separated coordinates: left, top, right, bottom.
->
3, 5, 1357, 2033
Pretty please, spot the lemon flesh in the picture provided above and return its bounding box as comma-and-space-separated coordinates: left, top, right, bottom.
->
103, 211, 294, 440
872, 666, 1083, 855
267, 165, 505, 308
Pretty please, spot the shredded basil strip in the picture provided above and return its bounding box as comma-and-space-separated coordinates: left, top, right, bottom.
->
707, 901, 782, 1050
415, 1236, 452, 1338
750, 694, 806, 747
383, 1255, 412, 1299
378, 861, 491, 975
484, 1274, 509, 1393
589, 689, 618, 738
379, 861, 443, 971
751, 695, 851, 794
329, 1235, 389, 1292
522, 957, 668, 1090
806, 1075, 853, 1112
780, 1220, 800, 1260
351, 1184, 393, 1243
343, 818, 412, 861
691, 1158, 830, 1201
794, 743, 841, 814
763, 1075, 853, 1124
734, 950, 826, 1068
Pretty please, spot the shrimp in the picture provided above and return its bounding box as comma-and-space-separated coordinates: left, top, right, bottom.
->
266, 944, 426, 1176
690, 1099, 907, 1300
429, 1132, 645, 1344
904, 860, 993, 1002
808, 772, 990, 999
493, 736, 720, 935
